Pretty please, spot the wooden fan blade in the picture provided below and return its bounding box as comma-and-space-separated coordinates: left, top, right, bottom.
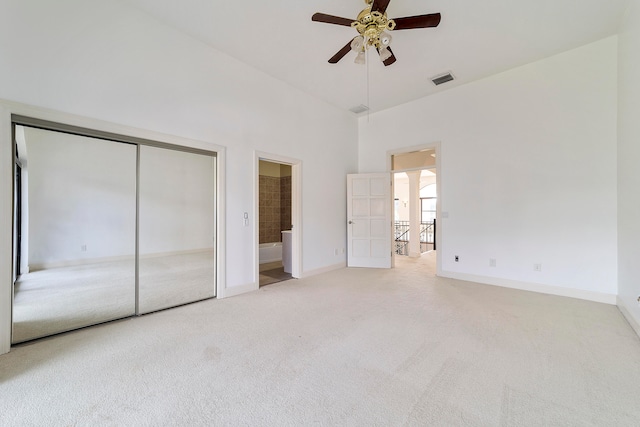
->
371, 0, 392, 14
329, 40, 354, 64
378, 47, 397, 66
312, 13, 354, 27
393, 13, 441, 30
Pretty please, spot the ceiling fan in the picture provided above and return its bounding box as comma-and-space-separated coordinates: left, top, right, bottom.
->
312, 0, 441, 66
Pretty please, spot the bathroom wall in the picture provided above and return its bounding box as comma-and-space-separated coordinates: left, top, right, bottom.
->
259, 161, 291, 244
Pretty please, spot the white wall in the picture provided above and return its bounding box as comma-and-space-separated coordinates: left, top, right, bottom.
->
394, 173, 410, 221
617, 0, 640, 334
0, 0, 356, 281
360, 37, 619, 302
24, 127, 137, 268
0, 0, 357, 353
139, 146, 215, 255
393, 173, 436, 222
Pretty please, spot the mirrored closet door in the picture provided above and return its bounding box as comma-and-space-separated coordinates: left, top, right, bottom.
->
11, 120, 217, 344
12, 126, 137, 343
138, 145, 216, 314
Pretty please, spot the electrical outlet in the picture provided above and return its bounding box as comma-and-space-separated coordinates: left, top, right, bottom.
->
534, 263, 542, 272
334, 248, 338, 256
341, 248, 345, 254
489, 258, 496, 267
81, 245, 87, 252
454, 255, 459, 262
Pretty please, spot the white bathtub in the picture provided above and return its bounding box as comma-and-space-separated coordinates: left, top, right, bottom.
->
259, 241, 282, 264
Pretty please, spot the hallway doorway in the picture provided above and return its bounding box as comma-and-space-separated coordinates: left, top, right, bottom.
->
389, 144, 441, 275
393, 170, 437, 254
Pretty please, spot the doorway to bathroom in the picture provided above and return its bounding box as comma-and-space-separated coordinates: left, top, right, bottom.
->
256, 154, 301, 287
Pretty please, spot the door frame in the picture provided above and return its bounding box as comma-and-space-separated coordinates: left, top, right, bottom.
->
254, 151, 302, 284
387, 141, 442, 275
12, 161, 21, 281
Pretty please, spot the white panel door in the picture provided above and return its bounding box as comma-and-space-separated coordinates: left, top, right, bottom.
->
347, 173, 392, 268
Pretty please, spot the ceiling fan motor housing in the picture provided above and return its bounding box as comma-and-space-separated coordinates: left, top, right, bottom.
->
351, 7, 396, 48
312, 0, 441, 66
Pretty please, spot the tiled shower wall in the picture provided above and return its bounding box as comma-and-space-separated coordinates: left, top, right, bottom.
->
259, 175, 291, 244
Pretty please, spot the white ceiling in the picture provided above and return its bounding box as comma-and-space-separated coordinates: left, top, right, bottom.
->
120, 0, 629, 114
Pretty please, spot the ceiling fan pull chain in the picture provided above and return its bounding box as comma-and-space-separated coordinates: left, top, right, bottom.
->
366, 41, 370, 122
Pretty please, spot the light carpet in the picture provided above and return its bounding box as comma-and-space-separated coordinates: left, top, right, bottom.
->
2, 252, 640, 426
13, 251, 214, 343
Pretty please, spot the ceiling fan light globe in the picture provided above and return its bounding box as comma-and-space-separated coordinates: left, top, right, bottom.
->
379, 31, 392, 47
350, 35, 365, 52
379, 47, 392, 62
354, 51, 366, 64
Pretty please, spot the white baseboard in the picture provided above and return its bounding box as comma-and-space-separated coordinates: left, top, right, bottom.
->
617, 296, 640, 339
219, 282, 258, 299
139, 248, 213, 259
30, 255, 135, 271
29, 248, 213, 271
219, 262, 346, 298
439, 271, 617, 305
300, 262, 346, 279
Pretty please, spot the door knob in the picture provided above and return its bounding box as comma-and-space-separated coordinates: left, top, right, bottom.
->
348, 220, 354, 224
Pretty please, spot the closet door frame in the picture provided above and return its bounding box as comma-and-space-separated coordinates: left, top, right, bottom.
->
0, 101, 227, 355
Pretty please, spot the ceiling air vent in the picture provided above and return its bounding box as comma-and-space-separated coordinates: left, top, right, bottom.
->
349, 104, 369, 114
431, 72, 454, 86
